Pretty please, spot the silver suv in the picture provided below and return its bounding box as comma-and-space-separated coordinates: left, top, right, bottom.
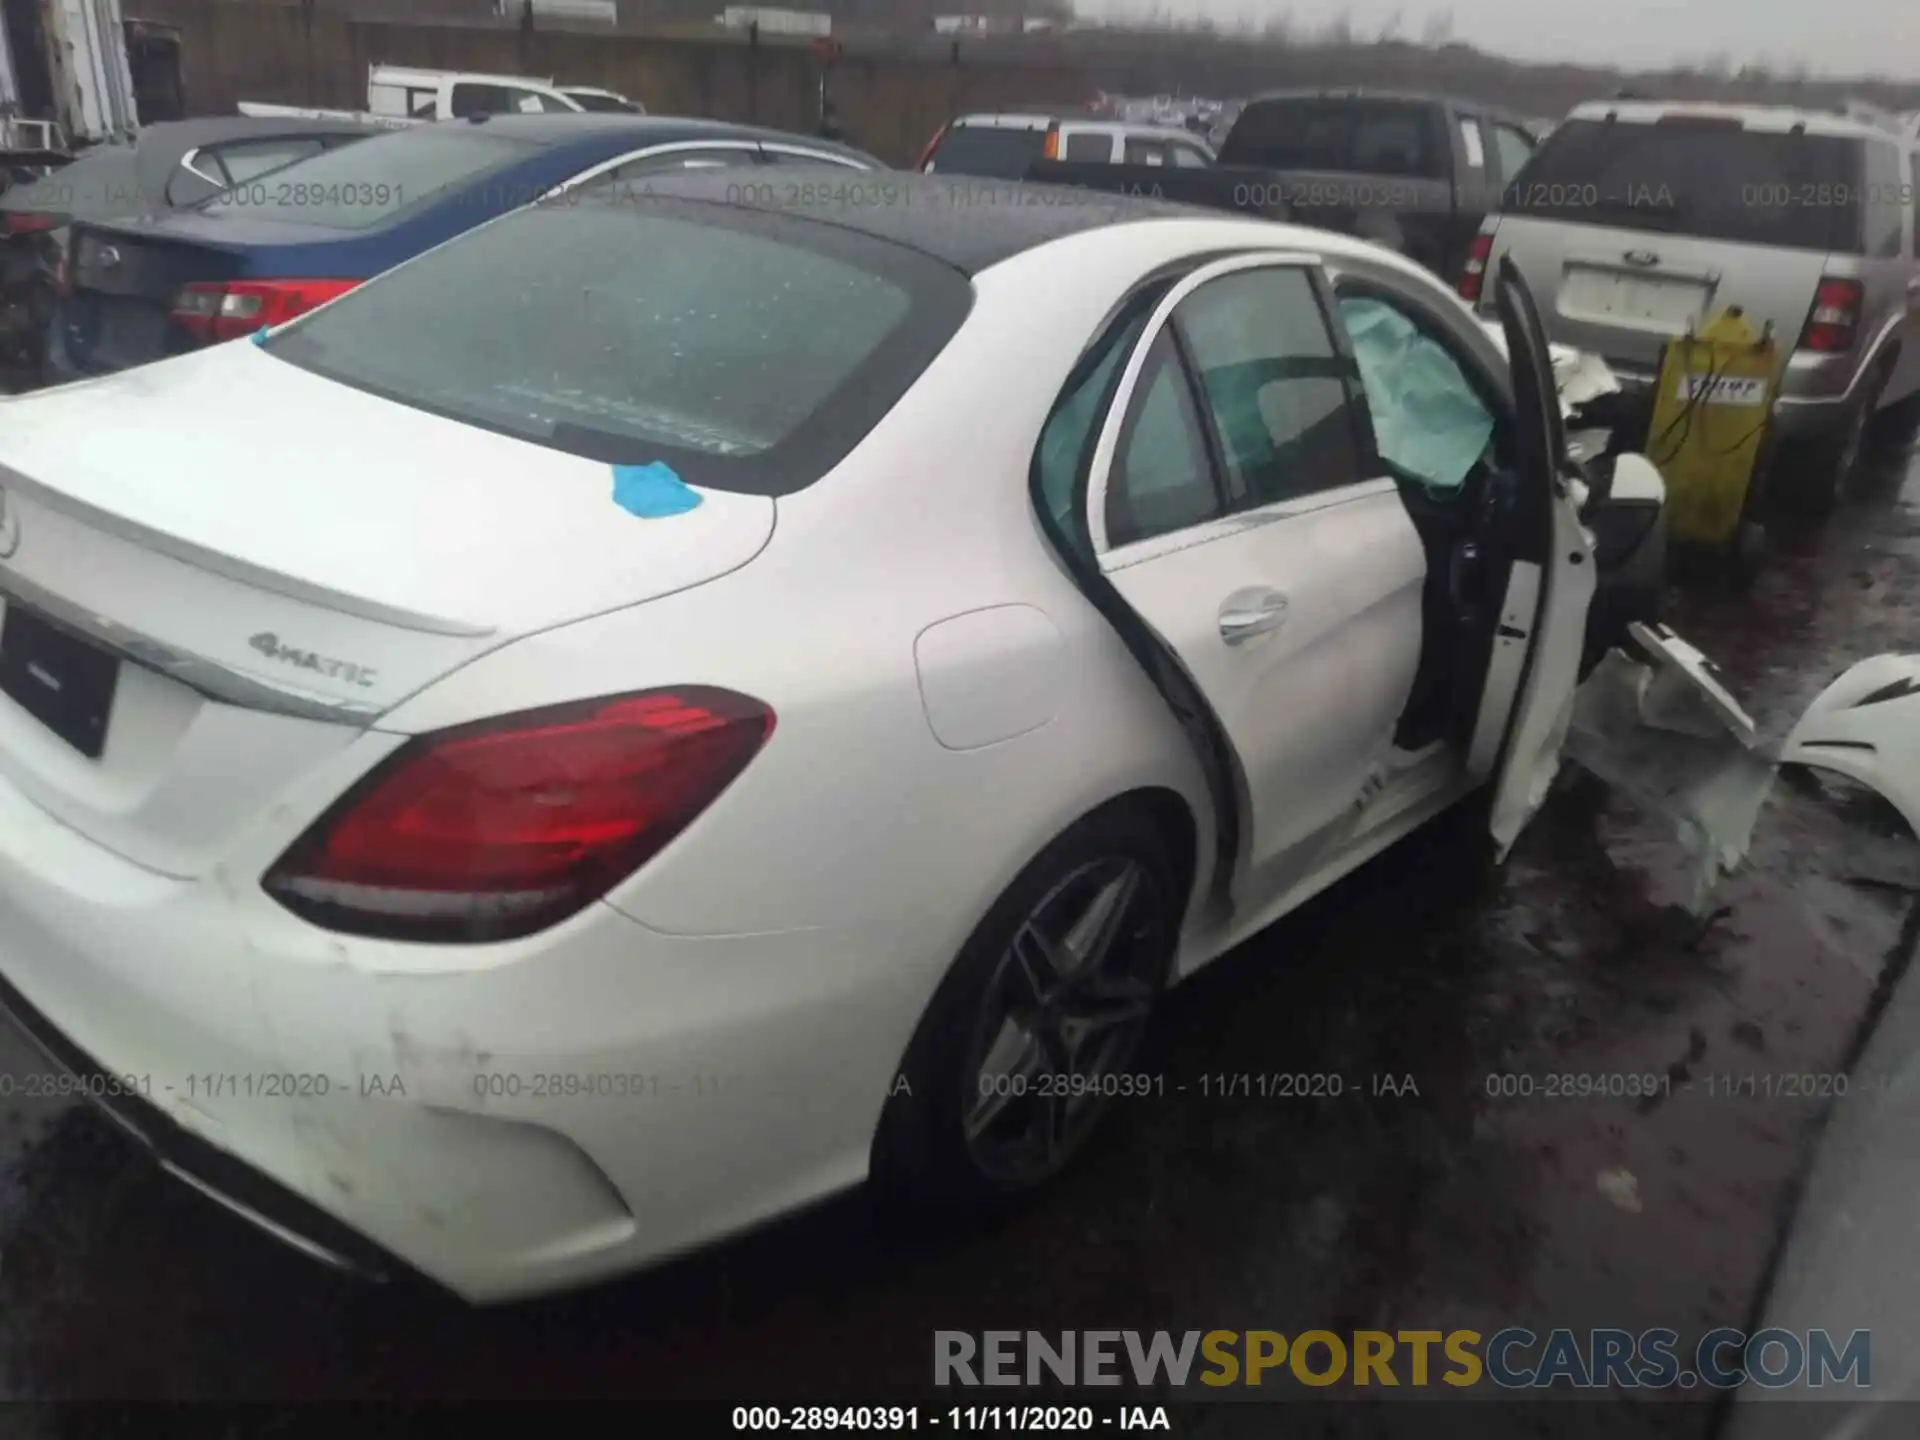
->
1467, 100, 1920, 512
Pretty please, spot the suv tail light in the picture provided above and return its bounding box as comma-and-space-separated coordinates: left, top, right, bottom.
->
1043, 125, 1062, 159
1797, 278, 1863, 354
264, 688, 775, 944
3, 211, 56, 234
170, 278, 359, 344
917, 122, 949, 171
1458, 232, 1494, 304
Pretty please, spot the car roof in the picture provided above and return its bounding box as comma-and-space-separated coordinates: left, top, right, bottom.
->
1563, 99, 1888, 139
431, 113, 820, 147
0, 116, 384, 219
140, 115, 386, 149
584, 169, 1203, 275
1240, 88, 1527, 123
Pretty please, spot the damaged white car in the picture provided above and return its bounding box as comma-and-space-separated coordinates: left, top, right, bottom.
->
0, 179, 1750, 1300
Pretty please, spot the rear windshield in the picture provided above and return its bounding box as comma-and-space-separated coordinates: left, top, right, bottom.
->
201, 128, 537, 231
1502, 117, 1863, 252
265, 200, 973, 496
1219, 99, 1443, 178
929, 124, 1048, 178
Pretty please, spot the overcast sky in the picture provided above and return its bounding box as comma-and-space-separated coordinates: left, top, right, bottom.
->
1072, 0, 1920, 79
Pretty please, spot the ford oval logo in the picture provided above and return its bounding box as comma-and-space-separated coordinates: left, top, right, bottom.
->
1623, 248, 1660, 268
0, 486, 19, 561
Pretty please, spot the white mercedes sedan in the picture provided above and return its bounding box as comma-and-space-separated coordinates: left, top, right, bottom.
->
0, 173, 1657, 1300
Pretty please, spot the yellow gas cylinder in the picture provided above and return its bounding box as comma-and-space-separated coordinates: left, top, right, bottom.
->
1646, 307, 1783, 549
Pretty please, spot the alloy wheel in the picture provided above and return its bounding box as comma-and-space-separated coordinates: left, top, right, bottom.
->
960, 856, 1167, 1186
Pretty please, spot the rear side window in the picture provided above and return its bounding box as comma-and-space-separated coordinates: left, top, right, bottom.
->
1863, 139, 1905, 258
202, 128, 536, 230
1489, 123, 1536, 185
215, 138, 327, 185
449, 83, 568, 117
1061, 131, 1110, 162
1124, 138, 1172, 167
169, 138, 327, 207
928, 124, 1048, 178
1504, 117, 1864, 253
1220, 99, 1442, 179
1108, 333, 1221, 547
1174, 267, 1364, 506
266, 200, 972, 497
1912, 152, 1920, 253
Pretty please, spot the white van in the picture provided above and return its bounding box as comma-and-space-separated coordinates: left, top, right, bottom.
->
240, 66, 586, 128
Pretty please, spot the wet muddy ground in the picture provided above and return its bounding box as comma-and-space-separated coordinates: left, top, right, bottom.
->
0, 452, 1913, 1436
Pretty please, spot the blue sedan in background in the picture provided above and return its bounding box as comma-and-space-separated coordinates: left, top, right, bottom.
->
49, 113, 880, 380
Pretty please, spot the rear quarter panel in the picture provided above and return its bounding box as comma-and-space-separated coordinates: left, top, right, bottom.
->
371, 221, 1280, 965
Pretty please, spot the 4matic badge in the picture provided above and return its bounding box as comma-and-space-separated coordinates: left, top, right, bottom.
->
249, 632, 378, 688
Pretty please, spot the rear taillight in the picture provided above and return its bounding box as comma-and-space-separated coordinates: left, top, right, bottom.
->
1459, 231, 1494, 304
169, 278, 359, 344
264, 688, 775, 944
3, 211, 55, 234
1043, 126, 1061, 159
917, 123, 949, 172
1797, 278, 1863, 354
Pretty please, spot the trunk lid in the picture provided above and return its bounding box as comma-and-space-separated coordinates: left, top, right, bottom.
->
60, 213, 353, 373
1485, 113, 1863, 374
0, 340, 773, 878
62, 218, 251, 372
1489, 214, 1832, 374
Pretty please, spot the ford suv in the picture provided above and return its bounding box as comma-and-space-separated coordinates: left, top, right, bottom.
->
1465, 101, 1920, 513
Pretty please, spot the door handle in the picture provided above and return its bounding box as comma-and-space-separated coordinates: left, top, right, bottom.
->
1218, 588, 1289, 644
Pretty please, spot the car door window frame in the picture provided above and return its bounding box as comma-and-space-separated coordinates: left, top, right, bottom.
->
1087, 252, 1381, 564
1910, 150, 1920, 256
757, 143, 872, 169
1488, 121, 1536, 189
541, 140, 768, 200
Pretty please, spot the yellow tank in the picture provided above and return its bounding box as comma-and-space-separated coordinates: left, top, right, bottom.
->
1645, 307, 1784, 550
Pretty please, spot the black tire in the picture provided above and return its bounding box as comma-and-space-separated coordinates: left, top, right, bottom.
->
1869, 389, 1920, 447
871, 803, 1180, 1212
1770, 369, 1887, 519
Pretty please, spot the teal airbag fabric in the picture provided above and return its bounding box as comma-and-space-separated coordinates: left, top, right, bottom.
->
1340, 296, 1494, 494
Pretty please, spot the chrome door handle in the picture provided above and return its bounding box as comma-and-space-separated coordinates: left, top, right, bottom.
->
1218, 588, 1289, 644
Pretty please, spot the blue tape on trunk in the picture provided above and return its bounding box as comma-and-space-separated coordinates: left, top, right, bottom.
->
612, 462, 701, 518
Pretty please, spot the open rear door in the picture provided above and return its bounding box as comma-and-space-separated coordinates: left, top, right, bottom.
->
1476, 256, 1600, 857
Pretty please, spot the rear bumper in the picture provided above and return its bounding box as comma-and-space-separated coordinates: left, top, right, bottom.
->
1606, 354, 1869, 441
0, 970, 401, 1281
0, 758, 909, 1302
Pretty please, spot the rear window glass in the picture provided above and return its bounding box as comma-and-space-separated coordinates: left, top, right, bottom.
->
1502, 118, 1863, 252
929, 124, 1048, 178
201, 128, 537, 231
265, 200, 973, 497
1220, 99, 1442, 178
